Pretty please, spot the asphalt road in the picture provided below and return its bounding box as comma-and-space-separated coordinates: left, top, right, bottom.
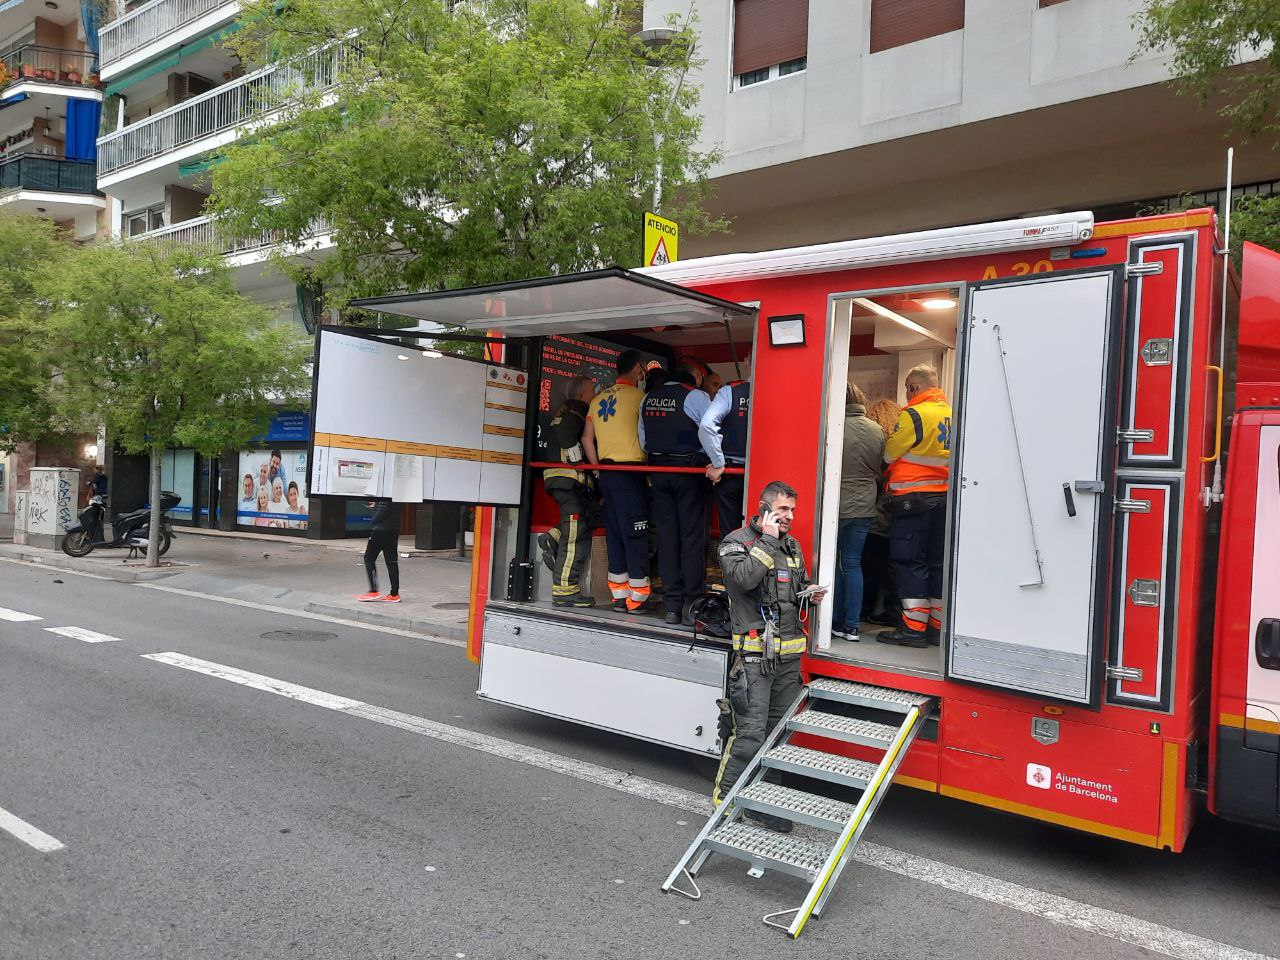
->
1, 557, 1278, 960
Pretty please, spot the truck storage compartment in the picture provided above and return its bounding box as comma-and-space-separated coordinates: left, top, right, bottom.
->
478, 606, 729, 755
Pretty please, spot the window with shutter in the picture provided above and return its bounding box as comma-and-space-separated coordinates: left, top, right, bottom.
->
733, 0, 809, 85
869, 0, 965, 54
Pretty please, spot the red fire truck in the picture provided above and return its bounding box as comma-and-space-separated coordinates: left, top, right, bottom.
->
322, 208, 1278, 903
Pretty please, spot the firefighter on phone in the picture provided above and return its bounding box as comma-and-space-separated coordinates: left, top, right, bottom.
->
714, 480, 826, 832
878, 364, 952, 648
538, 374, 597, 608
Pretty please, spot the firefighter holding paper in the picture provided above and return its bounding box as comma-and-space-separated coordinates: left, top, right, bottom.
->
714, 480, 826, 832
878, 365, 952, 649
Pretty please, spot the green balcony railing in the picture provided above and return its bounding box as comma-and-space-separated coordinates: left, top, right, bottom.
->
0, 155, 100, 195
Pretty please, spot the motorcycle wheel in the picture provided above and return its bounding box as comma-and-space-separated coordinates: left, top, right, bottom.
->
157, 529, 173, 557
62, 530, 94, 557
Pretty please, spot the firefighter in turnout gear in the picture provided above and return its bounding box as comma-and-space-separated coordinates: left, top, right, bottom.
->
879, 364, 952, 648
700, 379, 751, 536
582, 350, 652, 613
640, 361, 713, 625
538, 375, 597, 608
714, 480, 827, 832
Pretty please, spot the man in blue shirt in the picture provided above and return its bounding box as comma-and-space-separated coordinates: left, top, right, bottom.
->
640, 360, 713, 625
699, 378, 751, 539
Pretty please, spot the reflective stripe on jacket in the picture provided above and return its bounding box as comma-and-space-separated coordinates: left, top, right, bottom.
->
544, 398, 589, 483
718, 518, 810, 656
884, 387, 952, 495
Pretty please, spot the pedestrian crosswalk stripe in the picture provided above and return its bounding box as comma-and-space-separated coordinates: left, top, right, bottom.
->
45, 626, 122, 643
0, 606, 41, 622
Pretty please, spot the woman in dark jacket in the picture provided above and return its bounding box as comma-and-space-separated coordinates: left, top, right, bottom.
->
358, 501, 401, 602
833, 384, 885, 641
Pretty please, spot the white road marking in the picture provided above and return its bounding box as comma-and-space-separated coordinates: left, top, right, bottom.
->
136, 583, 467, 648
0, 805, 65, 852
45, 626, 123, 643
143, 652, 1277, 960
0, 606, 42, 622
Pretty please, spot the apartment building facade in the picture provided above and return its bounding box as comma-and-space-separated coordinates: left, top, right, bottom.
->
90, 0, 339, 534
641, 0, 1280, 256
0, 0, 105, 517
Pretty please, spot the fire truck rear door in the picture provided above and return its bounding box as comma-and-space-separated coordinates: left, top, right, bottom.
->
947, 267, 1123, 706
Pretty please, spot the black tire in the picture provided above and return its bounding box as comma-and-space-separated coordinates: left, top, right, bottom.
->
61, 530, 94, 557
158, 529, 173, 557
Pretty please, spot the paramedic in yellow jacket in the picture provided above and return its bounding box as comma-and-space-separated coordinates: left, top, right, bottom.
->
878, 364, 952, 649
582, 350, 652, 613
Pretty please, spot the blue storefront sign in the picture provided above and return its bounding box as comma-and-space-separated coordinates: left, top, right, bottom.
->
253, 411, 312, 444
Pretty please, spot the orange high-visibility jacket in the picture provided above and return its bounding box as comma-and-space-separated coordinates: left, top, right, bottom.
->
884, 387, 952, 495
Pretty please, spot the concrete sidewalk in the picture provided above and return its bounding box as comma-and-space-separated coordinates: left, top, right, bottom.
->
0, 530, 473, 641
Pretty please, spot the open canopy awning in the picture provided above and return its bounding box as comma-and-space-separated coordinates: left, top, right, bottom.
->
351, 267, 755, 337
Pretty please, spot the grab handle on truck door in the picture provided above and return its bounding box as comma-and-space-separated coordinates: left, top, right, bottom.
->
1201, 365, 1224, 464
1257, 618, 1280, 671
1062, 483, 1076, 518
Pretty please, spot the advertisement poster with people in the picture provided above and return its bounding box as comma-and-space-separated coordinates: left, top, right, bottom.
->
237, 449, 309, 530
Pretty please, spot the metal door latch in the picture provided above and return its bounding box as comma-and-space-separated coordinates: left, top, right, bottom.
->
1140, 338, 1174, 366
1073, 480, 1105, 493
1117, 427, 1155, 444
1127, 578, 1161, 607
1126, 261, 1165, 278
1115, 498, 1151, 514
1107, 664, 1145, 682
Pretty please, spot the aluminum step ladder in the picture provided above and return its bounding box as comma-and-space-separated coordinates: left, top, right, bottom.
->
661, 678, 932, 938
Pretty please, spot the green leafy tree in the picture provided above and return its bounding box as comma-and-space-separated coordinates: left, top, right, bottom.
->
0, 214, 67, 452
37, 242, 310, 565
1135, 1, 1280, 140
209, 0, 722, 306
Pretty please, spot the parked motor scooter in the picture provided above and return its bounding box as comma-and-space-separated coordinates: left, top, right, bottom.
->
61, 492, 181, 558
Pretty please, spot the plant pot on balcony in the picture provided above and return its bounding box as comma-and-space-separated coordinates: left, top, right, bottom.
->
39, 68, 55, 81
20, 64, 36, 79
65, 70, 81, 84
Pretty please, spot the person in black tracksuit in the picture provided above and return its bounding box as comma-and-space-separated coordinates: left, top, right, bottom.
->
359, 501, 401, 602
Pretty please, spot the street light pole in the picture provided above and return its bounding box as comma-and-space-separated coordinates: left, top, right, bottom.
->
634, 27, 677, 216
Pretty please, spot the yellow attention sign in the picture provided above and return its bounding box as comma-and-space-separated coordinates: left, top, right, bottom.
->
644, 212, 679, 266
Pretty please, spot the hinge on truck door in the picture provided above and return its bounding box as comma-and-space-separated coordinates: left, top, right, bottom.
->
1117, 427, 1155, 444
1126, 261, 1165, 278
1140, 338, 1174, 366
1106, 664, 1145, 682
1115, 498, 1151, 514
1127, 578, 1161, 607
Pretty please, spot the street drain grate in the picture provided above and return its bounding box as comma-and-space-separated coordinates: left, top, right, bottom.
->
432, 602, 470, 610
262, 629, 337, 642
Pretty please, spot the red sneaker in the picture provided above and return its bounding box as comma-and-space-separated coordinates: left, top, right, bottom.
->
356, 591, 382, 602
378, 594, 402, 603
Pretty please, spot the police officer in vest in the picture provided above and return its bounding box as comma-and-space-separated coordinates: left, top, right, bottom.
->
582, 350, 652, 613
640, 360, 713, 625
539, 374, 597, 608
700, 378, 751, 536
878, 364, 952, 648
714, 480, 826, 830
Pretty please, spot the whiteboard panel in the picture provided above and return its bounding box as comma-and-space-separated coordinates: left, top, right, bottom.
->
312, 330, 527, 504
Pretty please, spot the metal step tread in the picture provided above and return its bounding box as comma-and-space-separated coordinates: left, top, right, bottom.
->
763, 743, 880, 786
709, 820, 832, 875
736, 781, 858, 826
807, 678, 932, 711
790, 709, 898, 744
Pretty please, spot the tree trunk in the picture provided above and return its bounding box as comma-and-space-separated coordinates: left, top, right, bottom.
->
146, 446, 162, 567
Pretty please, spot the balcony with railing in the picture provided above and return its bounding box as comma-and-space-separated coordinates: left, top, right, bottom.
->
97, 44, 346, 179
99, 0, 238, 71
136, 208, 333, 259
0, 154, 100, 194
0, 45, 99, 91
